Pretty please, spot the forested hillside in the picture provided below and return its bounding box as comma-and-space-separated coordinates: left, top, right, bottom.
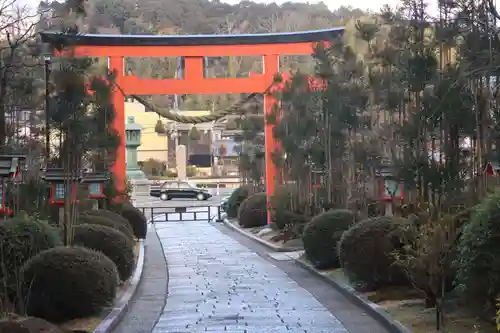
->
83, 0, 366, 35
39, 0, 371, 110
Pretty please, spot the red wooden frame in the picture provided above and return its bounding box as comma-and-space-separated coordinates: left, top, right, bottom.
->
46, 31, 341, 223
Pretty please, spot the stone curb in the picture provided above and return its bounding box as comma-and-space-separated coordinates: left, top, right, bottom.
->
221, 218, 302, 252
92, 238, 146, 333
294, 259, 413, 333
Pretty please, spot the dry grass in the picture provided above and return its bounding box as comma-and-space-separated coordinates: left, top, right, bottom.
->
232, 220, 304, 249
300, 257, 496, 333
60, 240, 141, 332
381, 298, 495, 333
60, 316, 102, 332
367, 287, 496, 332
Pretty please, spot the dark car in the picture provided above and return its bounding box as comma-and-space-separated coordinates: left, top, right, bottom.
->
150, 180, 212, 201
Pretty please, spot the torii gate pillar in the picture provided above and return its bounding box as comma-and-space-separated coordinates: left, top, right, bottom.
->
109, 56, 126, 194
263, 54, 280, 203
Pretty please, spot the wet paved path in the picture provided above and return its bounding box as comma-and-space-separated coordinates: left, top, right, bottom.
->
152, 221, 349, 333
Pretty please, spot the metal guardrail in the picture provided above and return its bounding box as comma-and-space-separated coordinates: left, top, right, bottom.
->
138, 205, 223, 223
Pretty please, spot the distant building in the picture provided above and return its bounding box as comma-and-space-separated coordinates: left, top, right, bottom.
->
125, 100, 217, 169
213, 138, 240, 176
5, 108, 44, 145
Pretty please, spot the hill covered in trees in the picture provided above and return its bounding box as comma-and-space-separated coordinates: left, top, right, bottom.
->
83, 0, 367, 35
38, 0, 371, 110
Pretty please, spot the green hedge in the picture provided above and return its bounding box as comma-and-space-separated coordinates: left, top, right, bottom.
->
73, 224, 136, 281
0, 216, 61, 300
302, 209, 354, 269
455, 190, 500, 312
338, 216, 406, 290
79, 214, 135, 240
226, 186, 250, 218
86, 210, 133, 232
238, 192, 268, 228
20, 246, 118, 322
121, 205, 148, 239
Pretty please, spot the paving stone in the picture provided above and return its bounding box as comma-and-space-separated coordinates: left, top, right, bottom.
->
151, 222, 349, 333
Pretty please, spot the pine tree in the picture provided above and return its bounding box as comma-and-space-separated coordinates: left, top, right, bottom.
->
45, 1, 119, 243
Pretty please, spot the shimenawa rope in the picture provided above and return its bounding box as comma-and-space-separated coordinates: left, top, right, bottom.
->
105, 71, 279, 124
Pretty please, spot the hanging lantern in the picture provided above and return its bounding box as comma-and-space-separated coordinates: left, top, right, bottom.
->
189, 126, 201, 141
155, 120, 166, 134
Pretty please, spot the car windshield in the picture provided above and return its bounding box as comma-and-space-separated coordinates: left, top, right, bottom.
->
186, 181, 199, 189
178, 181, 198, 189
161, 181, 176, 189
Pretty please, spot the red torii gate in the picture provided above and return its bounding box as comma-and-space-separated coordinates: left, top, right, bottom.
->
40, 29, 343, 222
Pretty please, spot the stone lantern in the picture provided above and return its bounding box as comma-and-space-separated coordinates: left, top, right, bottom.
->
125, 116, 146, 180
375, 166, 404, 216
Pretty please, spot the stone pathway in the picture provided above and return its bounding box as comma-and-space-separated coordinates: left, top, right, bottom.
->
152, 221, 349, 333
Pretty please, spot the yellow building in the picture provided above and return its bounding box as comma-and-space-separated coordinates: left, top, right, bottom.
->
125, 100, 211, 164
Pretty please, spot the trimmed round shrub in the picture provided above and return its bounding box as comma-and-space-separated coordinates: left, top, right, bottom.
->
455, 190, 500, 312
73, 224, 135, 281
20, 246, 118, 322
86, 210, 133, 232
226, 186, 250, 218
338, 216, 406, 289
302, 209, 354, 269
79, 214, 135, 240
121, 205, 148, 239
238, 192, 268, 228
0, 217, 61, 290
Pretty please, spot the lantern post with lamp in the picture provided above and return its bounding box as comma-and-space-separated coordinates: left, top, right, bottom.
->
81, 170, 109, 209
42, 168, 82, 205
376, 166, 404, 216
0, 155, 26, 217
42, 167, 82, 229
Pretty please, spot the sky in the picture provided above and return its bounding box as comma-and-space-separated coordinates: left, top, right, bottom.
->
220, 0, 403, 12
21, 0, 436, 19
21, 0, 404, 14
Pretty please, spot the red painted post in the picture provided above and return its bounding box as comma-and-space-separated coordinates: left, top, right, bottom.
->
109, 56, 126, 197
264, 54, 280, 224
